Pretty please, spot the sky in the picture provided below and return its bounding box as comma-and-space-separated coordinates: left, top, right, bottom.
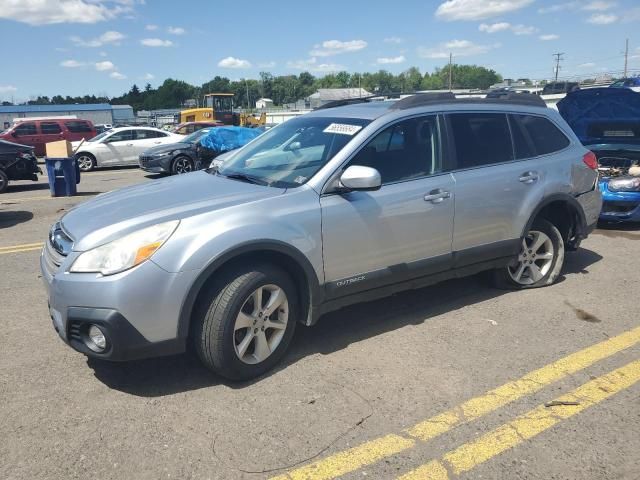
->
1, 0, 640, 102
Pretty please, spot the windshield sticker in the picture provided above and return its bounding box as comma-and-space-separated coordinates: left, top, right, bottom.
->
323, 123, 363, 136
294, 176, 307, 184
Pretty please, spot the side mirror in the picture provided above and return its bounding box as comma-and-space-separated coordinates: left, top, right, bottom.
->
339, 165, 381, 192
11, 131, 17, 137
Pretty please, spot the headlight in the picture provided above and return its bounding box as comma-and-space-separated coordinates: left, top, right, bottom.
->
70, 220, 179, 275
608, 177, 640, 192
155, 151, 173, 157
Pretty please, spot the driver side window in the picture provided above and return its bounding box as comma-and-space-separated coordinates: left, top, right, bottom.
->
106, 130, 134, 143
347, 116, 440, 185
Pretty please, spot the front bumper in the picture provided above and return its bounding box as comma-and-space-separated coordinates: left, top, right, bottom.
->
41, 244, 196, 361
598, 180, 640, 223
138, 154, 170, 173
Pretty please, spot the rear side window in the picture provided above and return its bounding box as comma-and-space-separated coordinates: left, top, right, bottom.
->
41, 122, 62, 134
135, 129, 167, 139
511, 114, 570, 156
64, 121, 93, 133
14, 123, 37, 135
448, 113, 513, 168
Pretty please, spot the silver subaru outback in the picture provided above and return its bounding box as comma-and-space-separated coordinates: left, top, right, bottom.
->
41, 93, 602, 380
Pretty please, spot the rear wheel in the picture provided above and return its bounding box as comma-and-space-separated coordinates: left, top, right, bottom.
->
76, 153, 96, 172
0, 170, 8, 193
193, 264, 298, 380
492, 219, 565, 289
171, 155, 194, 175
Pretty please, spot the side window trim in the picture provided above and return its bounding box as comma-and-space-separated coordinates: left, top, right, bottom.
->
321, 113, 446, 195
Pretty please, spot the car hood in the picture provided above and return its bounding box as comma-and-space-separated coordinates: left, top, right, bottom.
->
143, 142, 193, 155
62, 171, 285, 251
0, 139, 34, 154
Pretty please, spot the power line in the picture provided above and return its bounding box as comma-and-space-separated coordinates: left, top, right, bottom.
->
553, 52, 564, 82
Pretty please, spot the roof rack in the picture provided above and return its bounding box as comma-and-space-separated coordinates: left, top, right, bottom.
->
391, 91, 546, 109
314, 95, 381, 110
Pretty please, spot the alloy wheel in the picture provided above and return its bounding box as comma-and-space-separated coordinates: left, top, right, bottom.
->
508, 230, 555, 285
233, 284, 289, 364
174, 157, 193, 174
77, 155, 94, 171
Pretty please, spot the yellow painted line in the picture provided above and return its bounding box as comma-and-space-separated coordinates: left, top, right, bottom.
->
269, 435, 415, 480
271, 325, 640, 480
398, 359, 640, 479
0, 243, 44, 255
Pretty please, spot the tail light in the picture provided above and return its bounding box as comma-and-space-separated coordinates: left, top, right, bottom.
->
583, 151, 598, 170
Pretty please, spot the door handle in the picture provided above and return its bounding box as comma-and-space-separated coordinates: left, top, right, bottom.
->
153, 141, 162, 144
519, 171, 539, 184
126, 143, 134, 146
424, 189, 451, 204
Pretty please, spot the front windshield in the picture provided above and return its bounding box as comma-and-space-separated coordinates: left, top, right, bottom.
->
184, 129, 210, 144
217, 116, 370, 188
88, 131, 110, 142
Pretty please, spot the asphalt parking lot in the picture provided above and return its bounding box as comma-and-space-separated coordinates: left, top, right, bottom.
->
1, 169, 639, 480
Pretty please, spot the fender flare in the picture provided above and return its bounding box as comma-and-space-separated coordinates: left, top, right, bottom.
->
176, 240, 323, 339
522, 193, 587, 240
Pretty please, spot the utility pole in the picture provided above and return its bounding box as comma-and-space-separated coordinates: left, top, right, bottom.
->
245, 79, 250, 109
448, 53, 453, 91
553, 52, 564, 82
624, 38, 629, 78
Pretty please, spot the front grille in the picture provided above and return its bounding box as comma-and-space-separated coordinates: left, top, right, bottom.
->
139, 155, 152, 167
43, 223, 72, 276
68, 321, 83, 342
602, 201, 640, 214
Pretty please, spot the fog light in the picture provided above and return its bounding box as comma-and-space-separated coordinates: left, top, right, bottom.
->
87, 325, 107, 352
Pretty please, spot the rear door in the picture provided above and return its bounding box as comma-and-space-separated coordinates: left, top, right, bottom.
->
11, 122, 42, 155
128, 130, 170, 163
321, 114, 455, 297
446, 112, 545, 266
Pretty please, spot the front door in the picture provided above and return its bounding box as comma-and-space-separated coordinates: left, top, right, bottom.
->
101, 129, 135, 165
321, 115, 455, 297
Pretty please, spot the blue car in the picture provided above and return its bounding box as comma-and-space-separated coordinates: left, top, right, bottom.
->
558, 88, 640, 223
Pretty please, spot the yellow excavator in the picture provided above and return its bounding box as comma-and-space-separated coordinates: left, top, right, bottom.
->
179, 93, 266, 127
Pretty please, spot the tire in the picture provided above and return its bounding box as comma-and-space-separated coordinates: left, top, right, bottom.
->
193, 264, 298, 380
0, 170, 8, 193
76, 153, 96, 172
491, 219, 565, 289
171, 155, 194, 175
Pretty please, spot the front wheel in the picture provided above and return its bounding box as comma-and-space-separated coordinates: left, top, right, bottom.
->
492, 219, 565, 289
171, 155, 194, 175
193, 264, 298, 380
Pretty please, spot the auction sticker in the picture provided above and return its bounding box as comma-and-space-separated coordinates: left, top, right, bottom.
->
323, 123, 363, 135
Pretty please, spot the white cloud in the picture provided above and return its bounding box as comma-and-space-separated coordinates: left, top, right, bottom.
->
218, 56, 252, 68
384, 37, 404, 44
0, 0, 138, 25
578, 62, 597, 68
0, 85, 18, 94
587, 13, 618, 23
70, 30, 125, 47
60, 59, 85, 67
539, 34, 560, 40
167, 26, 186, 35
479, 22, 511, 33
110, 71, 127, 80
538, 2, 578, 13
142, 73, 155, 80
435, 0, 533, 21
479, 22, 537, 35
286, 57, 345, 72
309, 39, 367, 56
145, 24, 158, 30
418, 39, 498, 58
257, 61, 276, 68
95, 60, 115, 71
376, 55, 406, 64
140, 38, 174, 47
583, 1, 616, 11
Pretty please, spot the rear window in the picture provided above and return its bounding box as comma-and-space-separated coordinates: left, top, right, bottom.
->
41, 122, 62, 134
448, 113, 514, 168
14, 123, 37, 135
511, 114, 570, 156
64, 121, 93, 133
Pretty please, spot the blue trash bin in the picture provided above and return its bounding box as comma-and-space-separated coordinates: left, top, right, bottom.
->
45, 157, 80, 196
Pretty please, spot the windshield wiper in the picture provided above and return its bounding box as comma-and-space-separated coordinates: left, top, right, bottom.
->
218, 172, 269, 186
